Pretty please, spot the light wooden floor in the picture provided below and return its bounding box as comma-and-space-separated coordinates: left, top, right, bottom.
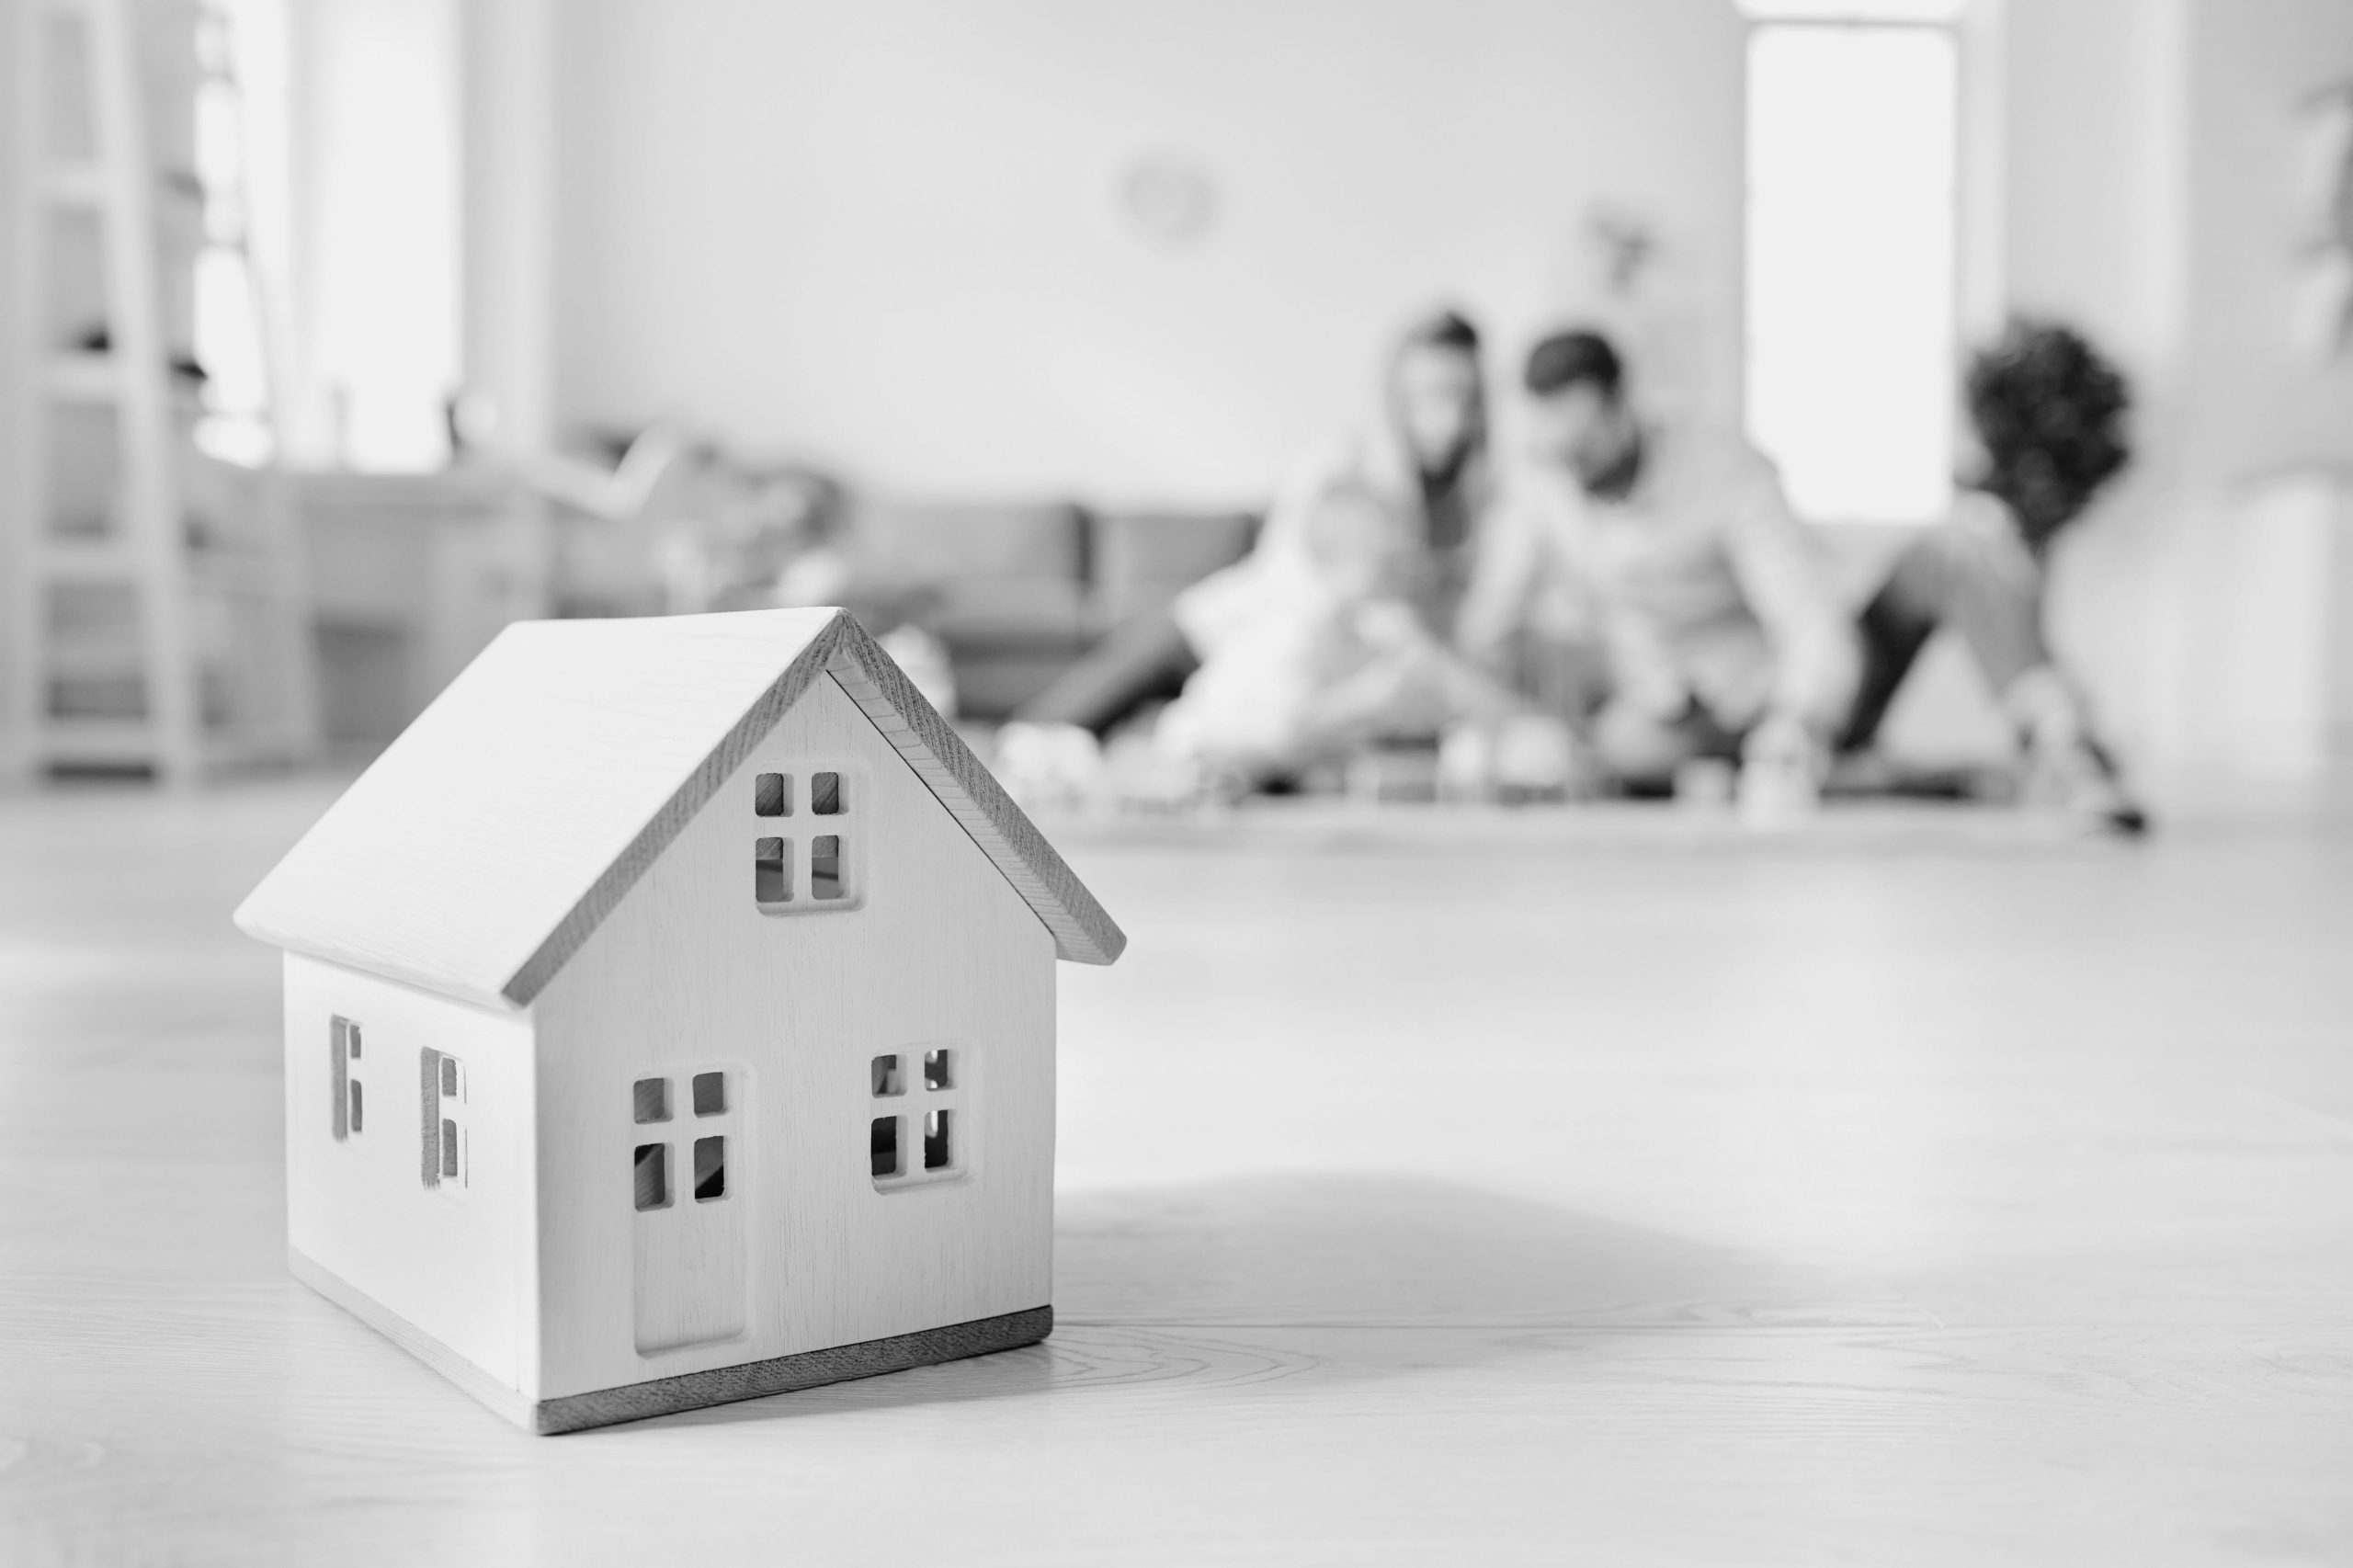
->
3, 782, 2350, 1566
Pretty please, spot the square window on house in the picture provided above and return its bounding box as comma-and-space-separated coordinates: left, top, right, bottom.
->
633, 1077, 669, 1124
634, 1142, 670, 1210
812, 771, 843, 815
755, 772, 791, 817
692, 1071, 726, 1117
870, 1116, 901, 1179
924, 1048, 953, 1090
923, 1109, 953, 1171
812, 835, 844, 901
756, 836, 790, 903
694, 1135, 726, 1201
871, 1053, 902, 1096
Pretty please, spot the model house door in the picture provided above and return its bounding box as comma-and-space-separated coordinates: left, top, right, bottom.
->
629, 1065, 747, 1355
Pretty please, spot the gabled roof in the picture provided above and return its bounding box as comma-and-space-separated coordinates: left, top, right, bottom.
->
234, 608, 1123, 1012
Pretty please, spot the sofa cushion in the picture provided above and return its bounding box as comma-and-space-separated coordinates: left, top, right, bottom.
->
854, 499, 1088, 586
1089, 509, 1260, 621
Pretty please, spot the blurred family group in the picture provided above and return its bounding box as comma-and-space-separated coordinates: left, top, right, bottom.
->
998, 310, 2145, 833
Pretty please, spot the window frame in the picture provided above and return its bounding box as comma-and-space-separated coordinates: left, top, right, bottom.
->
420, 1047, 469, 1197
1741, 3, 1967, 526
869, 1043, 969, 1190
631, 1064, 745, 1213
330, 1014, 365, 1142
749, 762, 867, 915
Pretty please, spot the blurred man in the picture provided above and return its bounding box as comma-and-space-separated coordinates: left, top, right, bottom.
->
1460, 329, 1857, 798
1466, 324, 2146, 833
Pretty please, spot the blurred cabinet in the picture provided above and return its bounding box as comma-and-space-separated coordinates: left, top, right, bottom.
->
294, 470, 551, 756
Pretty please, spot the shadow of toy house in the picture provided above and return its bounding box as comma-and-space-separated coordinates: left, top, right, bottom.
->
650, 1173, 1921, 1429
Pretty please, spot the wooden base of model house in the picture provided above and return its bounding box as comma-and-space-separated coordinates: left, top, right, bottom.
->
294, 1249, 1052, 1434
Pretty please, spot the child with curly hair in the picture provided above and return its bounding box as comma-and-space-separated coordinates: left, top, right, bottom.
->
1834, 319, 2146, 833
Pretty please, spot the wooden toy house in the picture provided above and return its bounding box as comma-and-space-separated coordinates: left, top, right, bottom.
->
234, 608, 1124, 1433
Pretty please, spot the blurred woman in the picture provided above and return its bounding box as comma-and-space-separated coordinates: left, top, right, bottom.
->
998, 307, 1497, 797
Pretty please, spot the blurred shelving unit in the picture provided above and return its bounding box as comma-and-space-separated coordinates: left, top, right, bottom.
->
5, 0, 315, 784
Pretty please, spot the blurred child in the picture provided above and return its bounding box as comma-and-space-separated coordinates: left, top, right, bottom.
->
1153, 483, 1525, 781
1832, 321, 2145, 832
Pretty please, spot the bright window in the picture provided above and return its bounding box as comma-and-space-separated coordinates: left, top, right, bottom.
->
1745, 13, 1960, 522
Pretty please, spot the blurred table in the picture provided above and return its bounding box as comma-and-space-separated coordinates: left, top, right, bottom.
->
2, 789, 2350, 1564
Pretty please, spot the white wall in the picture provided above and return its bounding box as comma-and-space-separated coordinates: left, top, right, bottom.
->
2000, 0, 2189, 428
544, 0, 1748, 504
2005, 0, 2353, 488
284, 0, 462, 470
2177, 0, 2353, 488
1996, 0, 2353, 778
460, 0, 554, 457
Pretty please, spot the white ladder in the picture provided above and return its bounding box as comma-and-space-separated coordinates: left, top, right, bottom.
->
6, 0, 315, 784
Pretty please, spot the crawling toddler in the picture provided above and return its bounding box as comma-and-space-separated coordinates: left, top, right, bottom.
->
1154, 483, 1523, 780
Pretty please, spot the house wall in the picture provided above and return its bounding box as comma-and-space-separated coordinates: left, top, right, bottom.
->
538, 0, 1747, 504
281, 952, 540, 1394
529, 673, 1058, 1402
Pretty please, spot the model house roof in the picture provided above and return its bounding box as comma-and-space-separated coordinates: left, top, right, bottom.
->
235, 608, 1124, 1011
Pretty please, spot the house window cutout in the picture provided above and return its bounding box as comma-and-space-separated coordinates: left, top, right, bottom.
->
632, 1064, 744, 1215
873, 1042, 967, 1189
633, 1077, 669, 1124
694, 1136, 726, 1201
755, 836, 790, 904
331, 1016, 365, 1141
812, 835, 845, 901
753, 768, 859, 915
755, 772, 791, 817
421, 1048, 468, 1194
634, 1142, 670, 1210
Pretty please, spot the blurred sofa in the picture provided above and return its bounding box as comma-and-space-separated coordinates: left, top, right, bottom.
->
849, 501, 1260, 719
